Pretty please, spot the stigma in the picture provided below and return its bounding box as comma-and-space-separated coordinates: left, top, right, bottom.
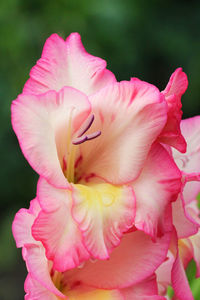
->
72, 114, 101, 145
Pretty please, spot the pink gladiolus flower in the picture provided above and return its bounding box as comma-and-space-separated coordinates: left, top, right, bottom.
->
11, 33, 182, 272
157, 117, 200, 299
11, 32, 200, 300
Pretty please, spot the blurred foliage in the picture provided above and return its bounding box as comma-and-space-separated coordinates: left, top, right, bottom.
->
0, 0, 200, 299
187, 260, 200, 299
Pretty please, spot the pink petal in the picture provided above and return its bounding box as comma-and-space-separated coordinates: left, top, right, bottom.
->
182, 178, 200, 209
158, 68, 188, 152
157, 232, 195, 296
23, 245, 65, 298
23, 33, 116, 96
173, 116, 200, 177
172, 193, 199, 239
70, 230, 171, 289
171, 117, 200, 238
33, 178, 89, 272
24, 251, 123, 300
162, 68, 188, 97
78, 80, 167, 185
25, 274, 61, 300
171, 117, 200, 237
172, 255, 194, 300
11, 87, 91, 188
133, 143, 181, 239
72, 183, 135, 259
156, 252, 175, 296
120, 274, 164, 299
173, 117, 200, 195
12, 199, 41, 248
171, 230, 194, 300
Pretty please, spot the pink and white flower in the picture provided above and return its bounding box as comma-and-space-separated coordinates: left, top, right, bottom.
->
11, 32, 198, 300
157, 117, 200, 299
12, 77, 180, 270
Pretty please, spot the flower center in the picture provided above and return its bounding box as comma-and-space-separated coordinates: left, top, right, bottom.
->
52, 270, 63, 291
51, 268, 119, 299
64, 113, 101, 183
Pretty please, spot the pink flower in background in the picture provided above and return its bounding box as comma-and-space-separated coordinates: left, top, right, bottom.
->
157, 117, 200, 299
11, 32, 200, 300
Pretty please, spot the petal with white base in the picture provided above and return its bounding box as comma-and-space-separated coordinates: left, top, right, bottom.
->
11, 87, 91, 188
78, 80, 167, 185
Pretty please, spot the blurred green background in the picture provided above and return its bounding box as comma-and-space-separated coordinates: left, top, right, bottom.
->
0, 0, 200, 299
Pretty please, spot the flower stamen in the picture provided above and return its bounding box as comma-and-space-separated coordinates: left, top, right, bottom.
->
72, 130, 101, 145
76, 114, 95, 137
72, 114, 101, 145
65, 114, 101, 182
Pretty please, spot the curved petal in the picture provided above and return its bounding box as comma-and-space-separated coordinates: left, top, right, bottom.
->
173, 116, 200, 176
120, 274, 162, 299
181, 116, 200, 153
133, 143, 181, 239
11, 87, 91, 188
33, 178, 89, 272
182, 178, 200, 208
69, 230, 171, 289
172, 254, 194, 300
172, 193, 199, 239
171, 117, 200, 237
78, 80, 167, 185
25, 274, 60, 300
162, 68, 188, 97
156, 252, 175, 296
23, 33, 116, 96
12, 198, 41, 248
71, 183, 135, 260
158, 68, 188, 152
23, 245, 65, 298
170, 229, 194, 300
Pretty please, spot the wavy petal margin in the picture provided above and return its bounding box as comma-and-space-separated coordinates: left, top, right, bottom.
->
23, 33, 116, 96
